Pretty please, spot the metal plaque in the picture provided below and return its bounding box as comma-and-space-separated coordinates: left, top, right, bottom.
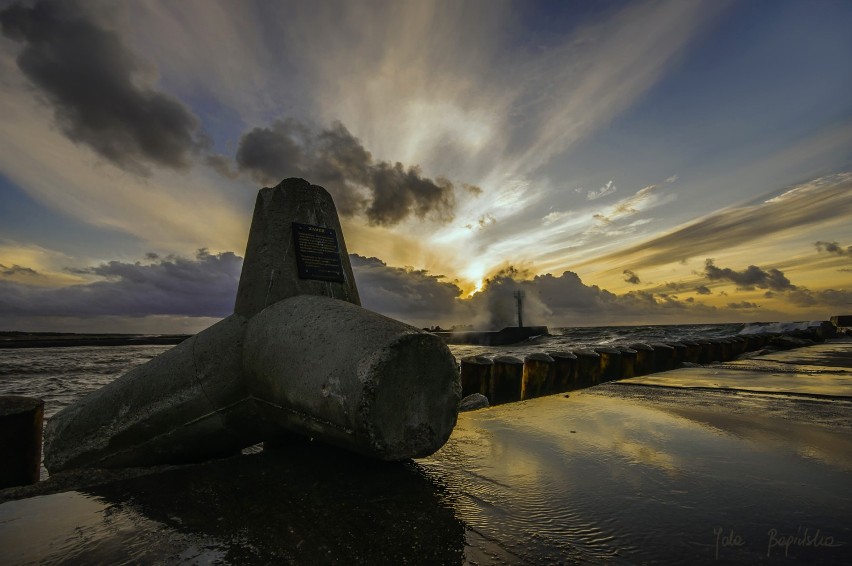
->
292, 222, 345, 282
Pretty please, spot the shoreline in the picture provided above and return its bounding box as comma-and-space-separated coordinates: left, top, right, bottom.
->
1, 337, 851, 564
0, 333, 191, 349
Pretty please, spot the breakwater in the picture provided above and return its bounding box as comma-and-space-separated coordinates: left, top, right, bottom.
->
459, 322, 840, 407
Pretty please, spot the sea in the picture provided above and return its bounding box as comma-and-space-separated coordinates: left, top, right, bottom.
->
0, 321, 809, 425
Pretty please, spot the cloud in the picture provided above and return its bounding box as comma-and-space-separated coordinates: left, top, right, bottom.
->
623, 269, 641, 285
666, 175, 678, 183
587, 180, 616, 200
787, 288, 852, 308
0, 263, 40, 277
3, 250, 774, 330
463, 267, 720, 328
0, 250, 241, 318
597, 173, 852, 269
0, 0, 206, 175
815, 241, 852, 256
234, 118, 475, 226
349, 254, 466, 325
727, 301, 759, 309
694, 286, 711, 295
704, 259, 796, 291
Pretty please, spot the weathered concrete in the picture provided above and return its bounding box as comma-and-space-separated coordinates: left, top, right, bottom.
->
234, 178, 360, 318
666, 342, 687, 366
649, 342, 675, 372
44, 178, 460, 471
548, 351, 578, 391
630, 343, 655, 376
615, 346, 637, 379
681, 340, 701, 363
490, 356, 523, 404
521, 353, 554, 399
460, 355, 493, 398
44, 315, 258, 473
0, 397, 44, 488
243, 295, 460, 460
573, 349, 601, 386
594, 347, 622, 382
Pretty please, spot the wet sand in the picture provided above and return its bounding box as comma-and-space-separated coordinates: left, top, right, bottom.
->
2, 340, 851, 564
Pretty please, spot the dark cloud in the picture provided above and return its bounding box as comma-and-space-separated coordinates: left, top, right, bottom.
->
0, 0, 206, 174
235, 118, 478, 226
727, 301, 759, 309
623, 269, 640, 285
704, 259, 796, 291
0, 250, 240, 318
0, 263, 40, 277
787, 288, 852, 308
464, 268, 715, 328
695, 285, 712, 295
815, 241, 852, 256
349, 254, 466, 325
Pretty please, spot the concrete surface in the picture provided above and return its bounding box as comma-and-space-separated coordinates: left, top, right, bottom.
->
234, 178, 360, 318
244, 295, 461, 460
44, 315, 258, 472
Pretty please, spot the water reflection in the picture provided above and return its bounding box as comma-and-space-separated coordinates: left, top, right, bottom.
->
2, 383, 851, 564
419, 392, 852, 564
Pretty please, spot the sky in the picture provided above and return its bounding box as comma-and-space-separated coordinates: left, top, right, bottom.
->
1, 0, 851, 333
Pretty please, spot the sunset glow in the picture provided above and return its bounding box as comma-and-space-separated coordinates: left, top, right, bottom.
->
1, 0, 850, 332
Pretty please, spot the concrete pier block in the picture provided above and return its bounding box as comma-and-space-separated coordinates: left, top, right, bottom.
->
1, 396, 44, 488
243, 295, 460, 460
667, 342, 687, 367
615, 346, 637, 379
729, 336, 747, 357
697, 340, 718, 364
741, 335, 759, 352
460, 356, 493, 399
573, 349, 601, 387
681, 341, 701, 364
234, 178, 360, 318
548, 351, 578, 392
490, 356, 524, 405
45, 315, 259, 473
649, 343, 675, 372
718, 339, 734, 361
594, 347, 622, 382
522, 353, 555, 400
815, 321, 837, 340
630, 343, 655, 376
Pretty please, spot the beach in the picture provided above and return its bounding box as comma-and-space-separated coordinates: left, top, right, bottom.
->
1, 334, 850, 564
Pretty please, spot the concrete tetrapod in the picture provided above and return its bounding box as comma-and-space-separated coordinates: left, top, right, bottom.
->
44, 315, 259, 473
243, 295, 460, 460
44, 178, 461, 471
